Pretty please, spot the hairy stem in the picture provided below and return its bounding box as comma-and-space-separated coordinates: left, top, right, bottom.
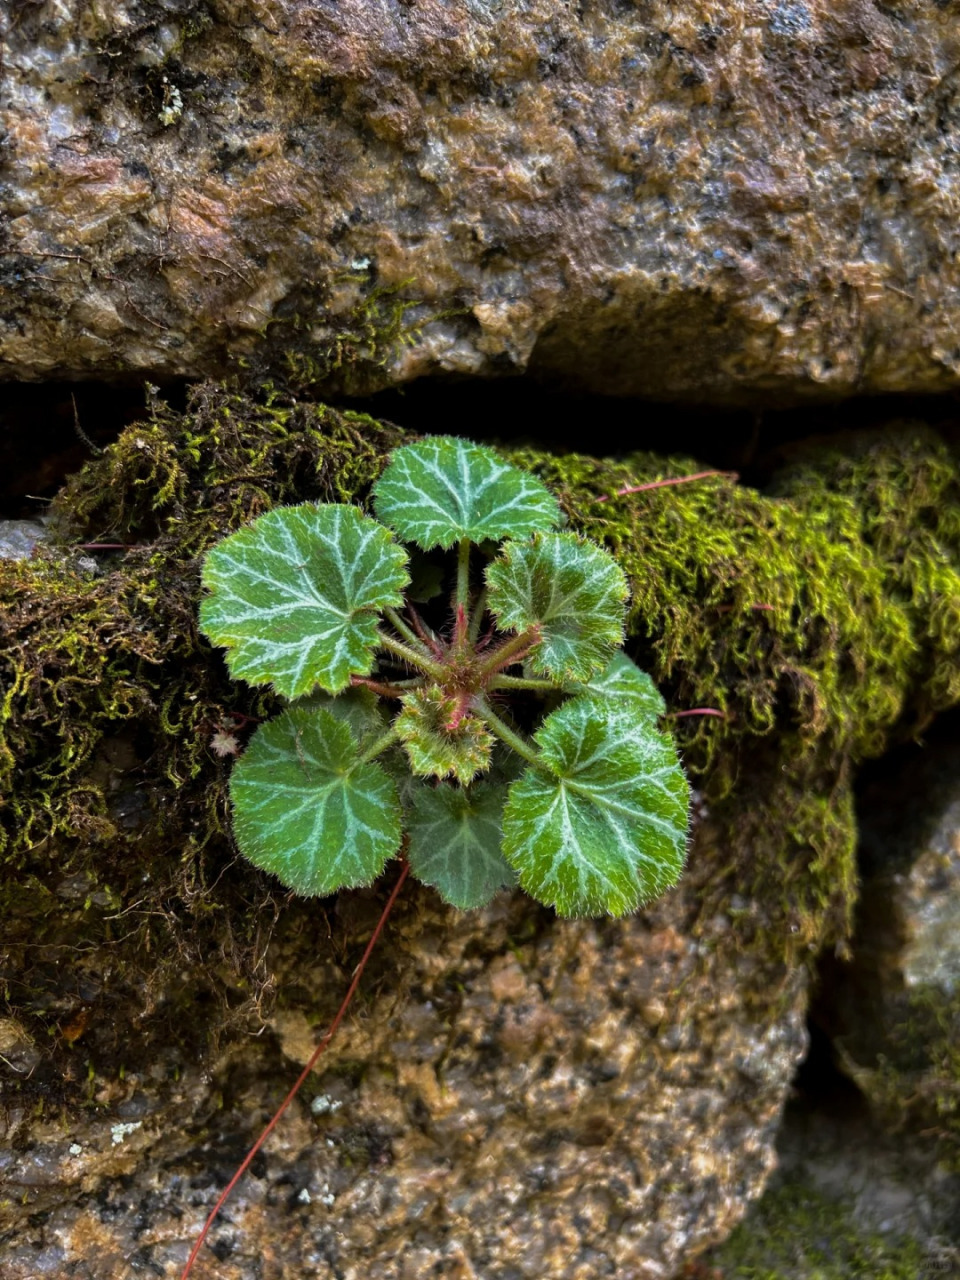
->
377, 630, 446, 679
351, 675, 422, 700
475, 627, 540, 681
383, 606, 432, 655
489, 674, 560, 693
179, 860, 410, 1280
456, 537, 472, 614
406, 603, 443, 657
475, 699, 541, 768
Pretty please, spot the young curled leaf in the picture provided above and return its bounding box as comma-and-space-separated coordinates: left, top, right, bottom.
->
200, 503, 409, 698
395, 685, 493, 785
372, 436, 561, 550
502, 696, 688, 917
407, 780, 515, 910
486, 532, 629, 682
230, 705, 402, 897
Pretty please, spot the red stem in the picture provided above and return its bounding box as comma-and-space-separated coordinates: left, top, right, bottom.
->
179, 859, 410, 1280
593, 470, 738, 503
406, 603, 443, 658
667, 708, 726, 719
350, 675, 416, 699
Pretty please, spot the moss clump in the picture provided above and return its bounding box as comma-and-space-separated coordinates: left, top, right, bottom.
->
507, 428, 960, 955
705, 1181, 932, 1279
2, 389, 959, 1091
841, 986, 960, 1173
509, 425, 960, 785
2, 384, 406, 858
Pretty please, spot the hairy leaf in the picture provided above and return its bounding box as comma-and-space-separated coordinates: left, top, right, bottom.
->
502, 696, 688, 916
372, 437, 560, 550
407, 781, 514, 909
395, 686, 493, 784
296, 686, 389, 749
200, 503, 409, 697
568, 652, 665, 719
230, 705, 401, 896
487, 533, 628, 681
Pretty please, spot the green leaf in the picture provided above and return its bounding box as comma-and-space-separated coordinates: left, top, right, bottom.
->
230, 705, 401, 896
395, 686, 493, 785
200, 503, 409, 697
407, 781, 515, 909
501, 696, 689, 917
567, 652, 665, 719
486, 533, 629, 681
372, 437, 561, 550
295, 687, 389, 750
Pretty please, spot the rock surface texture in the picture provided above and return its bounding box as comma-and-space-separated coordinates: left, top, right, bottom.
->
5, 0, 960, 398
824, 741, 960, 1170
1, 838, 807, 1280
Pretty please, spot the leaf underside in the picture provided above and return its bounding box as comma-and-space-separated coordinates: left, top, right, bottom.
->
200, 503, 409, 697
487, 532, 629, 682
407, 780, 514, 910
502, 695, 689, 917
230, 705, 402, 896
372, 437, 561, 550
395, 686, 493, 785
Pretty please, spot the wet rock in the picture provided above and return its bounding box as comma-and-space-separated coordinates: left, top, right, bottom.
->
824, 740, 960, 1168
5, 2, 960, 400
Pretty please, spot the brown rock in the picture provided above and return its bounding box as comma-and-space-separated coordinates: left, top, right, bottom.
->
0, 816, 810, 1279
4, 1, 960, 398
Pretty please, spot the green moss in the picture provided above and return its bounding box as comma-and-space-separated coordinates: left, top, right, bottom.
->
508, 426, 960, 784
506, 430, 960, 956
2, 388, 958, 1091
843, 986, 960, 1172
706, 1181, 932, 1279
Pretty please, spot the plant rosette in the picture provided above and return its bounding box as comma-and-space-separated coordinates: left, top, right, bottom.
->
199, 436, 690, 917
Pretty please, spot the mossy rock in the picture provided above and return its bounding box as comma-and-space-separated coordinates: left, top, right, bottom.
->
2, 383, 960, 1273
1, 382, 959, 1093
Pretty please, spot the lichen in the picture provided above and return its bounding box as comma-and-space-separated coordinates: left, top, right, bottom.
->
2, 386, 958, 1103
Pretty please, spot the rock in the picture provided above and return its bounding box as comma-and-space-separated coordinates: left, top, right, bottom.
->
0, 520, 46, 560
822, 740, 960, 1169
0, 825, 810, 1280
4, 2, 960, 399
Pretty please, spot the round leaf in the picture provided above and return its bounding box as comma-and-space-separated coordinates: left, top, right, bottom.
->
486, 533, 628, 681
296, 687, 389, 750
230, 705, 402, 896
372, 437, 561, 550
567, 652, 666, 719
200, 503, 409, 697
502, 696, 689, 917
407, 781, 515, 910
